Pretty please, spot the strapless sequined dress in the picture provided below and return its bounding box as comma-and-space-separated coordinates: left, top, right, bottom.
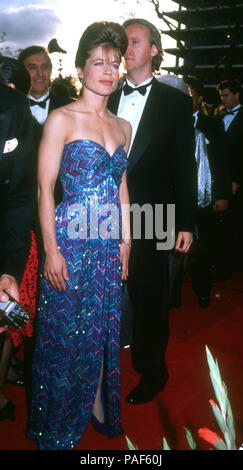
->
27, 139, 128, 450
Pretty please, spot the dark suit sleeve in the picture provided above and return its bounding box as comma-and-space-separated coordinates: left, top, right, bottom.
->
1, 98, 35, 283
172, 94, 197, 232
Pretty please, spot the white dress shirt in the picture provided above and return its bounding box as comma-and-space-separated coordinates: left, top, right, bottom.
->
223, 104, 241, 132
193, 110, 199, 128
117, 77, 153, 155
28, 90, 50, 125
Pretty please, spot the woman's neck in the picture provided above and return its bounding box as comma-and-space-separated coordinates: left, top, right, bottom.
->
79, 87, 108, 117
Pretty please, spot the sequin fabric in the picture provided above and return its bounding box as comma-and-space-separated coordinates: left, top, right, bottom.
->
194, 129, 212, 208
27, 139, 128, 450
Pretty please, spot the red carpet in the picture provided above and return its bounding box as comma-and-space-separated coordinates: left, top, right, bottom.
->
1, 270, 243, 451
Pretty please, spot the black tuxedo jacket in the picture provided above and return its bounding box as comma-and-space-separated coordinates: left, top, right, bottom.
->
0, 83, 35, 283
196, 112, 232, 201
108, 79, 197, 282
221, 106, 243, 187
108, 78, 197, 233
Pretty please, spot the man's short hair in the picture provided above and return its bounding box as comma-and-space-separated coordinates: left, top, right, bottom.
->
123, 18, 163, 72
18, 46, 52, 69
216, 79, 241, 95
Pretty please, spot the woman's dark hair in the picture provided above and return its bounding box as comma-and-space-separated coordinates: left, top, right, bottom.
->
123, 18, 163, 72
0, 55, 31, 93
75, 21, 128, 69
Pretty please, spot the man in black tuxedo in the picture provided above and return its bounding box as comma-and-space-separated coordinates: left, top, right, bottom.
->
216, 79, 243, 274
183, 76, 231, 307
0, 82, 34, 415
108, 19, 196, 404
0, 83, 34, 302
18, 45, 71, 123
18, 46, 73, 205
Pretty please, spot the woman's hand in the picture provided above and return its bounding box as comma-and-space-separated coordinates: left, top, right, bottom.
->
44, 250, 69, 290
120, 240, 131, 281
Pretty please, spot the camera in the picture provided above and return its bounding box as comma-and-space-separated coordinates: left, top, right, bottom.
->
0, 294, 29, 329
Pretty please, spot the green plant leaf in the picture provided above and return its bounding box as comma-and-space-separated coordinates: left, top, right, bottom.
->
206, 346, 227, 418
125, 435, 138, 450
210, 401, 227, 436
184, 427, 197, 450
214, 439, 228, 450
227, 400, 236, 444
163, 437, 171, 450
206, 346, 236, 450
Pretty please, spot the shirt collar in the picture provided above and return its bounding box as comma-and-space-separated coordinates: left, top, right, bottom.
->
227, 104, 241, 113
125, 76, 153, 89
27, 90, 50, 102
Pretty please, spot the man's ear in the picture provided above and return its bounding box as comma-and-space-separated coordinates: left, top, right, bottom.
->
151, 44, 158, 58
7, 83, 16, 89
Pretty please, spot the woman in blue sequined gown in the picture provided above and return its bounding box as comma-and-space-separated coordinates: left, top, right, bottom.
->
27, 22, 131, 450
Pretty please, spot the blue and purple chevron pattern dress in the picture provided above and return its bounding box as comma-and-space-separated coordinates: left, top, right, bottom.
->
28, 139, 128, 450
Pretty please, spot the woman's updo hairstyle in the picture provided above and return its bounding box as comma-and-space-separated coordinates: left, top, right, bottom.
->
75, 21, 128, 69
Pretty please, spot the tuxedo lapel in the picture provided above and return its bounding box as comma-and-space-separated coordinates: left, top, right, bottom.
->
226, 106, 243, 135
108, 79, 170, 173
107, 88, 122, 115
48, 92, 56, 114
128, 78, 164, 173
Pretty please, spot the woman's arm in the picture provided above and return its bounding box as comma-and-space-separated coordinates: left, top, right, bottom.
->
119, 120, 132, 281
38, 110, 69, 290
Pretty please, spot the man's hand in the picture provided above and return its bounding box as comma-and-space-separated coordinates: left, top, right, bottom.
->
0, 274, 19, 302
175, 232, 193, 253
232, 182, 239, 196
0, 327, 8, 333
213, 200, 229, 212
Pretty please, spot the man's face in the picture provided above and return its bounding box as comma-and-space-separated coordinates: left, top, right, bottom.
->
124, 23, 158, 79
219, 88, 239, 110
23, 52, 52, 98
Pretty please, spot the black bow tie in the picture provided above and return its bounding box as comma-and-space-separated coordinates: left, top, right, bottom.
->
29, 97, 49, 109
123, 80, 153, 96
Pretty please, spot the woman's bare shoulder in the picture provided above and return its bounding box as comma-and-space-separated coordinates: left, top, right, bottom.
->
118, 116, 131, 133
45, 103, 79, 134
